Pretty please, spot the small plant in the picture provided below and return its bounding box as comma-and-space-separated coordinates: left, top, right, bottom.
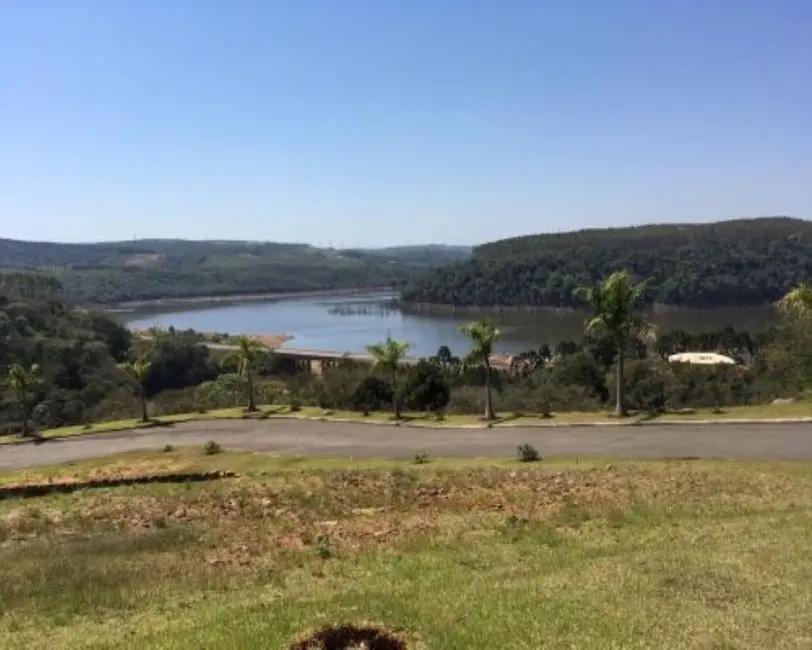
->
203, 440, 222, 455
413, 452, 430, 465
315, 533, 331, 559
162, 444, 175, 453
434, 410, 446, 422
517, 443, 541, 463
82, 423, 93, 431
289, 398, 302, 413
505, 514, 529, 527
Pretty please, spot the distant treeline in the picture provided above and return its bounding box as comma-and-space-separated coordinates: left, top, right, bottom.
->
402, 217, 812, 308
0, 238, 469, 305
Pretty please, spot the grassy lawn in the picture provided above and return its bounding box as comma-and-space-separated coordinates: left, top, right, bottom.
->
2, 400, 811, 446
1, 451, 811, 648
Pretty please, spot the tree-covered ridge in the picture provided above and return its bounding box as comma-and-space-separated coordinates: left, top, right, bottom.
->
0, 238, 470, 305
401, 217, 812, 308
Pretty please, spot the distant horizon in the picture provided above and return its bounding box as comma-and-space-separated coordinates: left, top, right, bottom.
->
1, 213, 808, 249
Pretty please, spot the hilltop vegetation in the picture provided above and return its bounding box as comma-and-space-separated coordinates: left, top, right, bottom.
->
0, 238, 469, 305
401, 217, 812, 308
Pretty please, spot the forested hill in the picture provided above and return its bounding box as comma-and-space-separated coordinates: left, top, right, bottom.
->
401, 217, 812, 309
0, 238, 470, 305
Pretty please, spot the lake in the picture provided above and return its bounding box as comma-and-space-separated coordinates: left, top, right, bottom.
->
124, 292, 778, 358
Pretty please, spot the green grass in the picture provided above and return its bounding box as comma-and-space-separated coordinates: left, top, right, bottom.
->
1, 452, 811, 648
2, 400, 810, 446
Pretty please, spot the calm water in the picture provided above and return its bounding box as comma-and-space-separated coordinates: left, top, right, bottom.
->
124, 292, 778, 358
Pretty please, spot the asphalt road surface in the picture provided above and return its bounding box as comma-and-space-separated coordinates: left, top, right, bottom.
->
2, 420, 812, 471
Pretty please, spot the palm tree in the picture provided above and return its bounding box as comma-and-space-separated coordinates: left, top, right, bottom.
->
778, 283, 812, 315
575, 270, 654, 416
6, 363, 40, 437
225, 336, 266, 411
119, 358, 152, 423
574, 270, 653, 417
460, 320, 501, 421
366, 337, 411, 419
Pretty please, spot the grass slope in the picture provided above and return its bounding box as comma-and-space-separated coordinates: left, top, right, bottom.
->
2, 400, 810, 445
1, 452, 811, 648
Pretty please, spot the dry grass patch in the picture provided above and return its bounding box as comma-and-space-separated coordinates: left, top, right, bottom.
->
1, 456, 811, 649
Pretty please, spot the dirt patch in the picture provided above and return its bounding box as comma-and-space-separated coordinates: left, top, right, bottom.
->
0, 471, 236, 500
289, 624, 409, 650
250, 333, 292, 348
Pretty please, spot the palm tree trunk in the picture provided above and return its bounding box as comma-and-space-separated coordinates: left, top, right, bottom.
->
139, 389, 149, 423
484, 363, 494, 420
246, 371, 256, 411
20, 403, 29, 437
392, 368, 400, 419
615, 345, 626, 417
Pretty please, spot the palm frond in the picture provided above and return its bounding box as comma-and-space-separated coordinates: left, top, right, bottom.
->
778, 283, 812, 314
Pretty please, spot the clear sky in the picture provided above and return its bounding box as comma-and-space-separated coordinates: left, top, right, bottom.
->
1, 1, 810, 247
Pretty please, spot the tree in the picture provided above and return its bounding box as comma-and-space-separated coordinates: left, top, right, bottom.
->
365, 337, 411, 419
460, 320, 501, 420
5, 363, 41, 437
402, 359, 451, 413
119, 358, 152, 422
225, 336, 267, 411
574, 270, 654, 416
778, 283, 812, 316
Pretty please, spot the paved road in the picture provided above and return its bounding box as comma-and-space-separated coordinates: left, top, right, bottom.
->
2, 420, 812, 471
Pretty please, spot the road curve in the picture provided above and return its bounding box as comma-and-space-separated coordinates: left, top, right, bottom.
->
2, 420, 812, 471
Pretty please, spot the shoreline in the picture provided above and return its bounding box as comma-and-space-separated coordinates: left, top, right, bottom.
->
399, 301, 779, 316
131, 328, 295, 349
106, 286, 397, 313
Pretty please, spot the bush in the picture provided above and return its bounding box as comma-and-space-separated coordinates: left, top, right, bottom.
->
351, 375, 393, 412
163, 444, 174, 453
607, 359, 672, 413
402, 360, 451, 413
517, 443, 541, 462
413, 453, 430, 465
445, 385, 485, 415
548, 353, 609, 403
203, 440, 222, 455
315, 533, 331, 559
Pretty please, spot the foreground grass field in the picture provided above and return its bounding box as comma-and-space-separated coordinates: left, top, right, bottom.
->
1, 451, 812, 648
3, 399, 811, 445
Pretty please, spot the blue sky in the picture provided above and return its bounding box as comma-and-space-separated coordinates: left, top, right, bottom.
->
1, 1, 810, 247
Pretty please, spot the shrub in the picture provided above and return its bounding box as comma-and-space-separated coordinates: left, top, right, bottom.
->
517, 443, 541, 462
402, 360, 451, 412
413, 453, 430, 465
607, 359, 672, 413
315, 533, 331, 559
203, 440, 222, 455
162, 444, 174, 453
351, 375, 393, 412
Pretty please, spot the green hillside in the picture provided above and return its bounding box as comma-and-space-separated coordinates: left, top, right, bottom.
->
401, 217, 812, 308
0, 238, 469, 305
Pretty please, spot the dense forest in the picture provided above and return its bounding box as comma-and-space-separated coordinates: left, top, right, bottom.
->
0, 238, 470, 305
2, 269, 811, 437
401, 217, 812, 308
